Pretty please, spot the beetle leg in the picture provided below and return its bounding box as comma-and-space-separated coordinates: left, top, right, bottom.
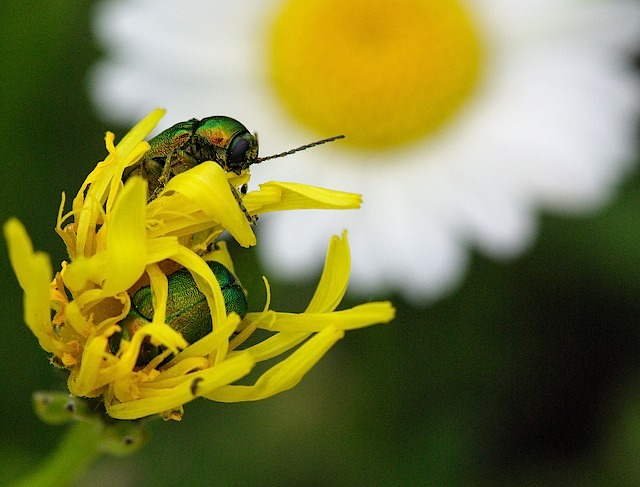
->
157, 152, 175, 186
228, 182, 257, 224
147, 152, 175, 201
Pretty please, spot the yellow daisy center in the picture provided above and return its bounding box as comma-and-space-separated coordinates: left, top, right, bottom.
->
269, 0, 484, 149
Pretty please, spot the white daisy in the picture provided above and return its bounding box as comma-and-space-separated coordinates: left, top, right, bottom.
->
90, 0, 640, 300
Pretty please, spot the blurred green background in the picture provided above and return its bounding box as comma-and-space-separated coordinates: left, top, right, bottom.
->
1, 2, 640, 485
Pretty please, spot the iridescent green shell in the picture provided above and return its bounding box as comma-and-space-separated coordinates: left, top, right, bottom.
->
110, 261, 248, 366
122, 116, 259, 196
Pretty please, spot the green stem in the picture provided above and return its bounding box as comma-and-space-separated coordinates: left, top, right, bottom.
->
10, 421, 103, 487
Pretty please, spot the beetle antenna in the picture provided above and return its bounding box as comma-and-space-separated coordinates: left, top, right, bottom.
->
255, 135, 345, 163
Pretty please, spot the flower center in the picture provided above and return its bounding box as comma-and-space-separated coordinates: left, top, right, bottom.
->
268, 0, 484, 149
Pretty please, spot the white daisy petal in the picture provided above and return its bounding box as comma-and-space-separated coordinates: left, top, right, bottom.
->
90, 0, 640, 301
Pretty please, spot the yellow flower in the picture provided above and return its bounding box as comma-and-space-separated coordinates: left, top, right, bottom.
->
4, 109, 394, 420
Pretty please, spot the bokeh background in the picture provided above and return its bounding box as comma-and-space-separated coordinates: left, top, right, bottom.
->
1, 1, 640, 485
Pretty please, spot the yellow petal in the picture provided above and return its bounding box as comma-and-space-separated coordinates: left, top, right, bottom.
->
234, 331, 310, 362
146, 263, 168, 325
121, 323, 189, 367
63, 253, 106, 292
251, 301, 396, 332
149, 357, 209, 382
68, 334, 111, 397
207, 327, 344, 402
116, 108, 165, 156
305, 231, 350, 313
103, 176, 147, 293
106, 352, 254, 419
200, 240, 235, 274
244, 181, 362, 213
160, 162, 256, 247
3, 219, 61, 354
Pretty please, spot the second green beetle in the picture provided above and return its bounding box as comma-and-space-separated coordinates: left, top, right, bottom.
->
110, 261, 248, 366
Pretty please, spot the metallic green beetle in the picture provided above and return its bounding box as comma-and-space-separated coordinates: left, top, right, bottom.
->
122, 115, 344, 201
109, 261, 248, 366
123, 116, 258, 199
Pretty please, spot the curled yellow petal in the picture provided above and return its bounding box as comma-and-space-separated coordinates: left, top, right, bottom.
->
3, 218, 61, 354
157, 162, 256, 248
106, 352, 254, 419
207, 327, 344, 402
306, 231, 350, 313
